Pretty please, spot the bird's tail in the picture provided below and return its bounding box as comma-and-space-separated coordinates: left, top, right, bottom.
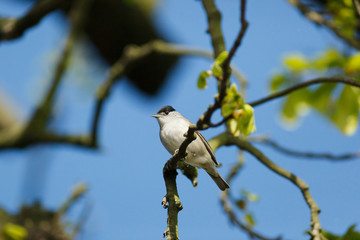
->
209, 173, 230, 191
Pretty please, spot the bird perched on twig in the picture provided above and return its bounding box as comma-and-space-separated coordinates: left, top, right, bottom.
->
152, 106, 230, 191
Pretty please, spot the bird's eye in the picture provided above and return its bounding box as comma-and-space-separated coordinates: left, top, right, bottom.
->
165, 111, 169, 115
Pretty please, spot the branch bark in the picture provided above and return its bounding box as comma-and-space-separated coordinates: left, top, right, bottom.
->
213, 132, 325, 240
0, 0, 65, 41
252, 138, 360, 161
0, 0, 95, 150
214, 145, 282, 240
201, 0, 226, 57
353, 0, 360, 17
162, 156, 183, 240
249, 77, 360, 107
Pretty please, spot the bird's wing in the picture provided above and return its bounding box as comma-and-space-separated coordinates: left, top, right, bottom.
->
195, 131, 219, 166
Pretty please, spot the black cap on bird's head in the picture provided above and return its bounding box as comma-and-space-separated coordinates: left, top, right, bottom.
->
152, 105, 176, 119
157, 105, 176, 115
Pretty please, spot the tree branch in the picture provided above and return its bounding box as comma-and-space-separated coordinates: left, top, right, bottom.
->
287, 0, 360, 50
353, 0, 360, 17
0, 0, 95, 150
0, 0, 65, 41
197, 0, 249, 130
162, 155, 183, 240
220, 0, 249, 102
0, 40, 246, 151
213, 143, 282, 240
249, 77, 360, 107
222, 0, 249, 71
27, 0, 92, 128
216, 132, 325, 240
201, 0, 226, 57
221, 190, 282, 240
252, 138, 360, 161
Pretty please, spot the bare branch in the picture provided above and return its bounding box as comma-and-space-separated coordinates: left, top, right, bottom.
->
201, 0, 226, 57
252, 138, 360, 161
216, 132, 325, 240
354, 0, 360, 17
0, 0, 95, 150
223, 0, 249, 71
0, 0, 65, 41
287, 0, 360, 49
249, 77, 360, 107
28, 0, 92, 128
221, 191, 282, 240
216, 148, 282, 240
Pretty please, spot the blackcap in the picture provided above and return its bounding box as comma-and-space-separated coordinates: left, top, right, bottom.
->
152, 106, 230, 191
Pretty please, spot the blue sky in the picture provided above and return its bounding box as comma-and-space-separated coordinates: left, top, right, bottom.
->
0, 0, 360, 239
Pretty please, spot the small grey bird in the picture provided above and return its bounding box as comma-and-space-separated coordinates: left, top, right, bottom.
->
152, 105, 230, 191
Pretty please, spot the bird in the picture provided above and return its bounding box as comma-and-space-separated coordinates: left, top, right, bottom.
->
152, 105, 230, 191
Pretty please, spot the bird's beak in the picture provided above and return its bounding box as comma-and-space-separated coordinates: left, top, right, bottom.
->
151, 114, 161, 118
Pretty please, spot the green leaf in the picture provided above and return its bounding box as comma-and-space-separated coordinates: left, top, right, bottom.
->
308, 83, 337, 114
322, 224, 360, 240
197, 71, 210, 89
221, 84, 243, 117
283, 54, 308, 73
237, 104, 256, 136
215, 51, 229, 65
229, 118, 240, 136
313, 48, 344, 70
2, 223, 28, 240
244, 213, 256, 227
241, 190, 259, 202
221, 102, 236, 117
331, 86, 359, 135
212, 63, 223, 77
281, 89, 310, 123
270, 74, 287, 92
343, 225, 360, 240
345, 52, 360, 75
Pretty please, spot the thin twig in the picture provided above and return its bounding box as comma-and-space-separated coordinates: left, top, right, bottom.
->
221, 0, 249, 101
197, 0, 249, 129
0, 0, 65, 41
24, 0, 92, 135
287, 0, 360, 49
249, 77, 360, 107
219, 133, 325, 240
221, 192, 282, 240
217, 150, 281, 240
253, 138, 360, 161
223, 0, 249, 71
208, 115, 232, 128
